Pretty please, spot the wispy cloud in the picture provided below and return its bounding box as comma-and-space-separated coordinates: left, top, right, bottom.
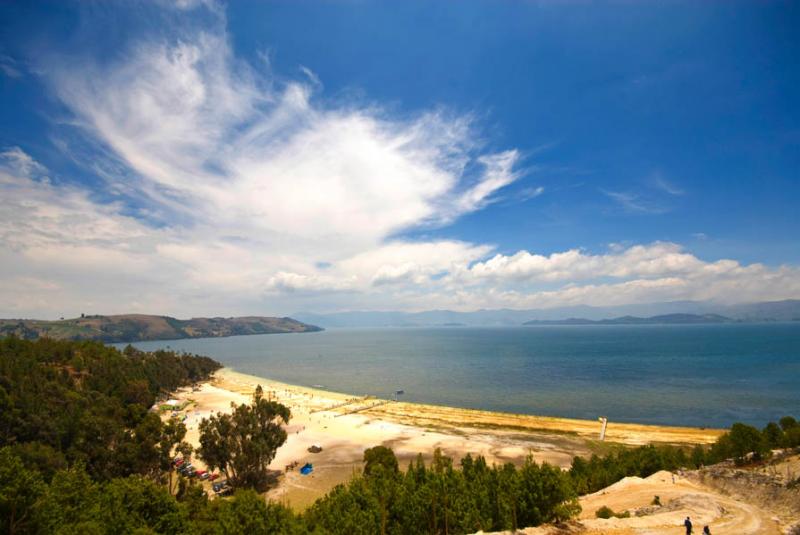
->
1, 3, 799, 317
3, 146, 800, 315
601, 189, 668, 214
650, 174, 685, 196
517, 186, 545, 202
0, 54, 22, 78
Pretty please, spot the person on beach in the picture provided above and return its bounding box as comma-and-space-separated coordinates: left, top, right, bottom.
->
702, 527, 710, 535
684, 517, 693, 534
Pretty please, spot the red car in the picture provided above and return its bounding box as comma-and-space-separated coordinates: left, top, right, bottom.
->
208, 473, 220, 481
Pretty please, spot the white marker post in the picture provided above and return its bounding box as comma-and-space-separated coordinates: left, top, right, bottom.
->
598, 416, 608, 441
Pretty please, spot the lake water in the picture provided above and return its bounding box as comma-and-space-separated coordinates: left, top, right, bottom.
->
123, 324, 800, 428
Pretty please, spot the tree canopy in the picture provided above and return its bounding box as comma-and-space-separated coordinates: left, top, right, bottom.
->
198, 385, 290, 491
1, 337, 798, 534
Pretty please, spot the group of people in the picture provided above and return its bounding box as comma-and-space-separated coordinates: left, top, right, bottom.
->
685, 517, 711, 534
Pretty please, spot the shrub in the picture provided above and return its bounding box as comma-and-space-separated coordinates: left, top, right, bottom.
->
595, 506, 614, 519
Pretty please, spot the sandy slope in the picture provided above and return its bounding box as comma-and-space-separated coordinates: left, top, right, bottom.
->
577, 470, 783, 534
164, 368, 724, 510
484, 469, 791, 534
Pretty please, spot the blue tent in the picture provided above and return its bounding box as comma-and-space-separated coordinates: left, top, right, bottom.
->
300, 463, 313, 475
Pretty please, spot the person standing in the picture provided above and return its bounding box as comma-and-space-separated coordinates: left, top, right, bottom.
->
703, 527, 711, 535
684, 517, 693, 534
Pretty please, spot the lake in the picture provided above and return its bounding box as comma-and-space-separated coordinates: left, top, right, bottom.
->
123, 323, 800, 428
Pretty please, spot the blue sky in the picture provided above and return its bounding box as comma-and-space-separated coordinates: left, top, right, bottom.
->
1, 1, 799, 318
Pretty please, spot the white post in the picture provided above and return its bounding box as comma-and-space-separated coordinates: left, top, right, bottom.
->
599, 417, 608, 441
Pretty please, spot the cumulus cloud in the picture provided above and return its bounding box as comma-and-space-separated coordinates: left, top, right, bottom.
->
3, 140, 800, 316
0, 8, 523, 317
460, 242, 704, 283
1, 4, 799, 318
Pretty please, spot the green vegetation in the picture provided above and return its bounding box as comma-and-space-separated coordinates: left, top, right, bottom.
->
0, 337, 220, 481
0, 314, 322, 343
305, 448, 580, 534
595, 505, 629, 519
568, 443, 692, 495
198, 386, 290, 491
697, 416, 800, 466
2, 338, 798, 534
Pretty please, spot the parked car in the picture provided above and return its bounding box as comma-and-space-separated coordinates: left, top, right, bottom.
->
208, 473, 220, 481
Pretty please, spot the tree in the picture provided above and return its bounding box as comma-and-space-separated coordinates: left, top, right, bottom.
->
779, 416, 798, 432
363, 446, 399, 477
0, 448, 45, 535
97, 476, 189, 534
762, 422, 784, 449
34, 464, 102, 534
198, 385, 290, 490
214, 489, 302, 534
728, 423, 768, 464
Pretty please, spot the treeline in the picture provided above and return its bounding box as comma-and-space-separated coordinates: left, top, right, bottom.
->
570, 416, 800, 496
305, 447, 579, 534
0, 337, 220, 481
6, 422, 799, 535
2, 338, 799, 534
1, 446, 577, 535
1, 452, 302, 535
701, 417, 800, 465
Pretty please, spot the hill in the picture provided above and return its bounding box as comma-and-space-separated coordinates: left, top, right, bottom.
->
295, 300, 800, 328
523, 313, 734, 326
0, 314, 322, 343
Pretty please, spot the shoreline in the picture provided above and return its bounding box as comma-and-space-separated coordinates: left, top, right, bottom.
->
165, 366, 725, 510
215, 367, 725, 444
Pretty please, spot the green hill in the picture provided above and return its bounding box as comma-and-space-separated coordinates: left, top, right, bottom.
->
0, 314, 322, 343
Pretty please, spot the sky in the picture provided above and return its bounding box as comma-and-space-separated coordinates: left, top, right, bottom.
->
1, 0, 799, 319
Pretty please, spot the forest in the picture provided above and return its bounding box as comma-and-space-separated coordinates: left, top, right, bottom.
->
1, 337, 797, 534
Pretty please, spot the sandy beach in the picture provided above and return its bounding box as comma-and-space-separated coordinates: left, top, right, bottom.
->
165, 367, 725, 510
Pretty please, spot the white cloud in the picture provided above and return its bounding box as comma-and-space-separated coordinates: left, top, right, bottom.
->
3, 140, 799, 315
602, 189, 668, 214
1, 5, 799, 318
651, 175, 684, 196
517, 186, 545, 202
457, 242, 703, 283
48, 26, 519, 260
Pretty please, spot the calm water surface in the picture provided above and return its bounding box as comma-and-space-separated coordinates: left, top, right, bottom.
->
124, 324, 800, 428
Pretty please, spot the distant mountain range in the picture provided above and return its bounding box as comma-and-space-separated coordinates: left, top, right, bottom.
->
0, 314, 322, 343
294, 299, 800, 328
522, 313, 734, 326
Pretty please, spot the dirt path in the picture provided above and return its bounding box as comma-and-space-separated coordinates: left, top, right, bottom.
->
577, 470, 784, 534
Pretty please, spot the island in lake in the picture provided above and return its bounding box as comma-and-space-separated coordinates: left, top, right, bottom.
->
0, 314, 322, 343
523, 313, 735, 326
